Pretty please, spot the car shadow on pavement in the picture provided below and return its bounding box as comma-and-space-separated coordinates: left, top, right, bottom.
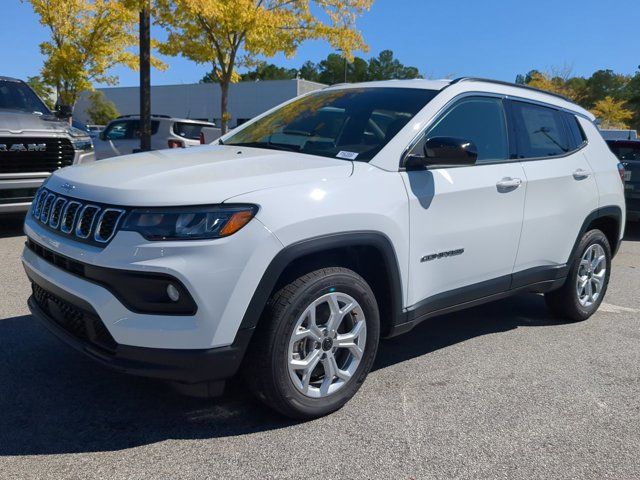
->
373, 292, 556, 371
0, 293, 559, 456
0, 213, 26, 238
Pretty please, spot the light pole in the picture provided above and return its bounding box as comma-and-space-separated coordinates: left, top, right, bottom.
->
139, 1, 151, 152
338, 48, 348, 83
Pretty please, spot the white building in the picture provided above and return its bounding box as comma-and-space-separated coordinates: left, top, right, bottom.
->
74, 78, 325, 127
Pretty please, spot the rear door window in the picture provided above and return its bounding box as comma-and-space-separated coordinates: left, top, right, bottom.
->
173, 122, 211, 140
510, 102, 571, 158
104, 120, 159, 140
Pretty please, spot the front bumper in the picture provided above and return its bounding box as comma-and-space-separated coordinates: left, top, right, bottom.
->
0, 150, 94, 213
22, 213, 282, 350
27, 261, 253, 384
0, 173, 48, 213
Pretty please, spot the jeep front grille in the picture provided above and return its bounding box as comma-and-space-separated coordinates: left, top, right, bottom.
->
31, 188, 125, 246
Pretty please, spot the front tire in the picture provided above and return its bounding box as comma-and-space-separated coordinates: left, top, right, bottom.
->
545, 229, 611, 322
244, 267, 380, 419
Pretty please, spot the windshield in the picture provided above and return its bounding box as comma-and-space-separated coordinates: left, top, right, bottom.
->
224, 87, 439, 161
0, 79, 50, 114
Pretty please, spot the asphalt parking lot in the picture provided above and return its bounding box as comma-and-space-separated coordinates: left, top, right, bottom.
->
0, 214, 639, 480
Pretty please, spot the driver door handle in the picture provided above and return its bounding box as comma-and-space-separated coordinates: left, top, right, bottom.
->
573, 168, 591, 180
496, 177, 522, 191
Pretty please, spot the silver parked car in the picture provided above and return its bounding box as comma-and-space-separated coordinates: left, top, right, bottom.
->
93, 115, 217, 159
0, 76, 95, 214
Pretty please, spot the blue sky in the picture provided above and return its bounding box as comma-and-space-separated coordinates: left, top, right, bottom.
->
3, 0, 638, 87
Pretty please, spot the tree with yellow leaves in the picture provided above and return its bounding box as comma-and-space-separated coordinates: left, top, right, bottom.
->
26, 0, 164, 107
591, 96, 634, 129
155, 0, 373, 133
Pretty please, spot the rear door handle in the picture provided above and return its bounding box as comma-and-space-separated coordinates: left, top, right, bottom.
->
573, 169, 591, 180
496, 177, 522, 191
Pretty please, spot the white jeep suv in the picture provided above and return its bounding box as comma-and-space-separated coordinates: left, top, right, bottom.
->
93, 115, 217, 159
22, 78, 626, 419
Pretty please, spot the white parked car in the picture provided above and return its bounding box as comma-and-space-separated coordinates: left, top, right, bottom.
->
23, 78, 626, 419
93, 115, 216, 159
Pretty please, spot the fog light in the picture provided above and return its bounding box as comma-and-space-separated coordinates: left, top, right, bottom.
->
167, 283, 180, 302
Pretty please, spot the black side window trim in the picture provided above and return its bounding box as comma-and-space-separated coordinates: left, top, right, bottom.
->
399, 92, 590, 170
504, 98, 588, 161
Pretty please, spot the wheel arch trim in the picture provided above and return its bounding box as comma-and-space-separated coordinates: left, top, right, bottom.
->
237, 230, 405, 332
571, 205, 623, 260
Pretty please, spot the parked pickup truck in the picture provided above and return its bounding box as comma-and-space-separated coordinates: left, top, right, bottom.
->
607, 139, 640, 221
0, 76, 94, 213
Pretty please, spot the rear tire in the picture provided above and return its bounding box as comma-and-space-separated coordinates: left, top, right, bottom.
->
545, 229, 611, 322
244, 267, 380, 419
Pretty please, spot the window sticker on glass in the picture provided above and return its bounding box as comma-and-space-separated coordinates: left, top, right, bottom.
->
337, 151, 359, 160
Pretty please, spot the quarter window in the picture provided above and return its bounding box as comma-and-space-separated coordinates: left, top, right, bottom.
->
511, 102, 570, 158
416, 97, 510, 164
563, 112, 586, 150
173, 122, 211, 140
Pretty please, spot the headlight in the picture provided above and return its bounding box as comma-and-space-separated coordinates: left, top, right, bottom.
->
67, 126, 89, 138
121, 205, 258, 240
72, 138, 94, 151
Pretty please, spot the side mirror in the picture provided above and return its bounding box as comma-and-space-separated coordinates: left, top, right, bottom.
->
98, 131, 106, 141
405, 136, 478, 170
55, 104, 73, 119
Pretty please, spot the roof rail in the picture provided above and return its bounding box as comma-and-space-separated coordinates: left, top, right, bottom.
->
116, 114, 171, 119
449, 77, 572, 102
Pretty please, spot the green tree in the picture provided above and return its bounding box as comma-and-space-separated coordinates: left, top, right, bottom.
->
240, 62, 298, 81
85, 90, 120, 125
201, 62, 298, 82
367, 50, 421, 81
156, 0, 373, 134
26, 76, 55, 110
314, 50, 421, 85
317, 53, 352, 84
585, 70, 629, 105
299, 60, 320, 82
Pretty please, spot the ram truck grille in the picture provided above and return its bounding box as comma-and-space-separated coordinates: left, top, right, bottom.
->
0, 137, 74, 174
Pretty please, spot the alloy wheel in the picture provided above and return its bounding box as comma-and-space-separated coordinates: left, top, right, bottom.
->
287, 292, 367, 398
576, 243, 607, 307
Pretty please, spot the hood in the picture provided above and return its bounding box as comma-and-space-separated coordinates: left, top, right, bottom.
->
0, 109, 70, 134
46, 145, 354, 206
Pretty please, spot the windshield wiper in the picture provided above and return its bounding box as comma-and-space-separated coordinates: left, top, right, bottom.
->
282, 129, 312, 137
